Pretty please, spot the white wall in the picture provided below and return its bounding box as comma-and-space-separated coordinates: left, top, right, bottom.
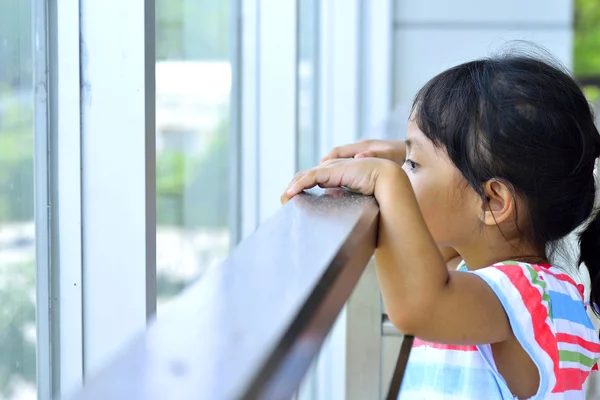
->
391, 0, 574, 132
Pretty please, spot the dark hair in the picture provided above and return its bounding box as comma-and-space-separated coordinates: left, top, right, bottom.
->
412, 54, 600, 316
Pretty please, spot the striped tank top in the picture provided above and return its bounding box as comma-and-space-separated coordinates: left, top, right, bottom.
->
399, 261, 600, 399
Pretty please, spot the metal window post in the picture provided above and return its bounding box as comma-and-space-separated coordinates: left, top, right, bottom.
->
79, 0, 156, 379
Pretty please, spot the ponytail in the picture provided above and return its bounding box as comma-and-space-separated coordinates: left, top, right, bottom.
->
580, 209, 600, 318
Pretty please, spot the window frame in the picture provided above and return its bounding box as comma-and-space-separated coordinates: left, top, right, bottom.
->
33, 0, 53, 397
47, 0, 85, 396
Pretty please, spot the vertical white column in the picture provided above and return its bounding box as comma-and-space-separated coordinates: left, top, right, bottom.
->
360, 0, 393, 140
318, 0, 360, 154
257, 0, 298, 222
79, 0, 156, 378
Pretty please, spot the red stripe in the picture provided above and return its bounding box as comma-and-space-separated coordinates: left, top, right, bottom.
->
530, 265, 576, 285
552, 368, 589, 392
556, 333, 600, 353
493, 266, 560, 381
530, 266, 583, 300
413, 338, 477, 351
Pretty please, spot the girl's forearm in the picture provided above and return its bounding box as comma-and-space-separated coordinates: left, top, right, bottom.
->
374, 164, 450, 331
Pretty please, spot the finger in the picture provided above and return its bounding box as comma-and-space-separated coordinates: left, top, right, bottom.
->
354, 151, 376, 159
286, 168, 343, 199
282, 171, 308, 204
285, 173, 319, 199
319, 158, 348, 167
282, 160, 353, 203
285, 171, 307, 192
320, 143, 366, 163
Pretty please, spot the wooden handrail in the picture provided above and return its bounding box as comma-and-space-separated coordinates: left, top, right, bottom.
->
71, 188, 379, 399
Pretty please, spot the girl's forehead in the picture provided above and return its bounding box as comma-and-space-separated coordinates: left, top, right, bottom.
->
406, 122, 433, 151
406, 119, 422, 140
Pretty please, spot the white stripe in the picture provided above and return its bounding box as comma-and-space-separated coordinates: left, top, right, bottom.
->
554, 317, 598, 339
545, 277, 584, 303
546, 389, 586, 400
541, 266, 586, 301
558, 360, 592, 371
559, 341, 599, 361
409, 345, 488, 369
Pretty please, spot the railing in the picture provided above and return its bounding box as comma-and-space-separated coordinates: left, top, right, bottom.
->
71, 189, 412, 399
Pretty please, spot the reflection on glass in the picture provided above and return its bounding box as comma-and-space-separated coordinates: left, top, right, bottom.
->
0, 0, 37, 399
155, 0, 231, 309
297, 0, 319, 171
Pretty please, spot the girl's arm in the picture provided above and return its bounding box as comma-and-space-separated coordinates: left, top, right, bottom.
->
375, 164, 512, 345
324, 140, 463, 271
282, 157, 512, 345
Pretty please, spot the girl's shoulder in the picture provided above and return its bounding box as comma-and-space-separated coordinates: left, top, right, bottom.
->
476, 260, 585, 302
458, 260, 583, 295
464, 260, 600, 394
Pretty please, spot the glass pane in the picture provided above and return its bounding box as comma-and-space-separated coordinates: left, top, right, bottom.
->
297, 0, 320, 171
155, 0, 231, 310
0, 0, 37, 398
295, 1, 321, 398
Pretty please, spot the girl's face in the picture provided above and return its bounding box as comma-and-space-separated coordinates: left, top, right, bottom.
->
402, 119, 482, 247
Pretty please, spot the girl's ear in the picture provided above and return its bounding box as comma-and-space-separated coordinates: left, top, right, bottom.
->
479, 179, 515, 226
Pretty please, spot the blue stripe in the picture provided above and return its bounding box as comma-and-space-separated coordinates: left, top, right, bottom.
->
549, 290, 595, 329
401, 362, 502, 397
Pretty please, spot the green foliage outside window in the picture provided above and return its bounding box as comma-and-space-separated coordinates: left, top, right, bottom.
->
156, 121, 230, 228
575, 0, 600, 102
574, 0, 600, 78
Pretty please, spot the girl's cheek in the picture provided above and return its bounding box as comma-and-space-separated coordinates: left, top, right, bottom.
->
413, 183, 441, 220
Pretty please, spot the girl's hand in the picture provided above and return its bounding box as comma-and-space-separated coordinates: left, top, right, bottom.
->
281, 158, 402, 204
320, 139, 406, 165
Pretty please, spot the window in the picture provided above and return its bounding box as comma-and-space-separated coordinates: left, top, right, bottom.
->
0, 0, 37, 398
155, 0, 232, 309
297, 0, 320, 171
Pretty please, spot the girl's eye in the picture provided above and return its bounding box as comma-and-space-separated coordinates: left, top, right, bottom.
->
404, 159, 420, 171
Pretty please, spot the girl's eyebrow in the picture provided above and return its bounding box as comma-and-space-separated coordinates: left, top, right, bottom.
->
405, 138, 424, 152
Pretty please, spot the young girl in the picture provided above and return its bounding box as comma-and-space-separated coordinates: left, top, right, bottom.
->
282, 55, 600, 399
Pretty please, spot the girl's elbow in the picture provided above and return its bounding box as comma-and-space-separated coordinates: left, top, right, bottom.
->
387, 308, 424, 335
